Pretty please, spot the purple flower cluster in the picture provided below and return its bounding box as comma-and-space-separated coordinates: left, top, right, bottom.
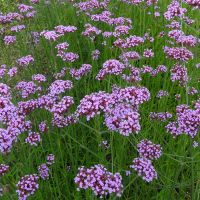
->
164, 0, 187, 21
75, 86, 150, 135
39, 121, 48, 133
57, 52, 79, 63
48, 80, 73, 96
16, 81, 41, 98
143, 49, 154, 58
55, 42, 69, 52
105, 103, 141, 136
25, 132, 41, 146
119, 51, 140, 63
170, 64, 188, 85
164, 46, 193, 62
130, 157, 158, 182
0, 164, 9, 176
114, 35, 144, 49
1, 0, 199, 197
17, 55, 34, 67
166, 104, 200, 138
122, 67, 141, 82
74, 164, 123, 198
8, 67, 18, 78
156, 90, 169, 98
47, 154, 55, 165
32, 74, 46, 83
16, 174, 39, 200
82, 23, 101, 39
11, 25, 26, 32
151, 65, 167, 76
96, 59, 125, 80
38, 163, 49, 180
74, 0, 110, 12
137, 139, 162, 160
149, 112, 172, 121
0, 12, 23, 25
18, 4, 33, 13
41, 25, 77, 41
91, 49, 100, 60
30, 0, 40, 4
40, 30, 59, 41
113, 25, 131, 37
185, 0, 200, 8
3, 35, 16, 45
70, 64, 92, 80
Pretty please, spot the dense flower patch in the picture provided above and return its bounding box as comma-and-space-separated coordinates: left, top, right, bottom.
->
0, 0, 199, 199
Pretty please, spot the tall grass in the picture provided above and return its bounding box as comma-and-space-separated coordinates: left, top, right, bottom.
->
0, 0, 200, 199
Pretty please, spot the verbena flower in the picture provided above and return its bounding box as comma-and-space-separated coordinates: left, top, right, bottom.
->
130, 157, 157, 182
75, 164, 123, 198
16, 174, 39, 200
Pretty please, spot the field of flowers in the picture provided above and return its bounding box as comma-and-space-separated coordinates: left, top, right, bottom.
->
0, 0, 200, 199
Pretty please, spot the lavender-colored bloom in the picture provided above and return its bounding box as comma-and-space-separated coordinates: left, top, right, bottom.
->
0, 128, 16, 153
55, 42, 69, 51
38, 163, 49, 180
16, 174, 39, 200
0, 64, 7, 79
193, 141, 198, 148
70, 64, 92, 80
150, 112, 172, 121
164, 1, 187, 21
104, 103, 141, 136
17, 55, 34, 67
170, 64, 188, 85
30, 0, 40, 4
119, 51, 140, 63
74, 164, 123, 198
32, 74, 46, 83
185, 0, 200, 8
196, 63, 200, 68
48, 80, 73, 96
4, 36, 16, 45
91, 49, 100, 60
122, 67, 141, 83
51, 96, 74, 114
130, 157, 157, 182
11, 25, 26, 32
47, 154, 55, 165
188, 87, 198, 95
54, 25, 77, 34
156, 90, 169, 98
18, 4, 33, 13
166, 104, 200, 138
96, 59, 125, 80
0, 164, 9, 176
113, 25, 131, 37
16, 81, 41, 98
114, 35, 144, 49
137, 139, 162, 160
25, 11, 36, 18
25, 132, 41, 146
57, 52, 79, 62
143, 49, 154, 58
8, 67, 18, 78
82, 23, 101, 39
31, 31, 40, 44
125, 170, 131, 176
40, 30, 60, 41
164, 46, 193, 62
39, 121, 48, 133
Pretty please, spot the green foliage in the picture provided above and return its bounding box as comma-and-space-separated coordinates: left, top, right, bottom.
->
0, 1, 200, 200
